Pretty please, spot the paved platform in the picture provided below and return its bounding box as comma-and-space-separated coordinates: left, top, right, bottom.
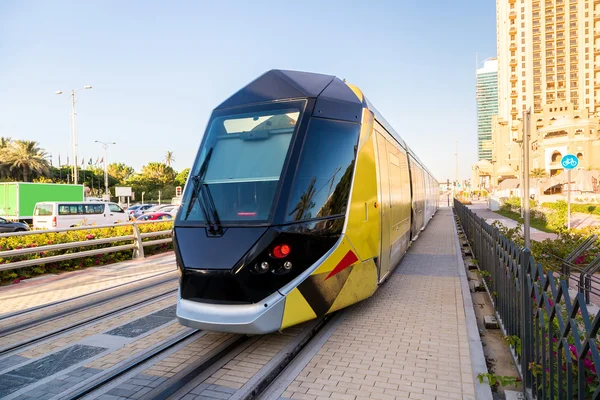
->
267, 208, 491, 400
0, 253, 176, 315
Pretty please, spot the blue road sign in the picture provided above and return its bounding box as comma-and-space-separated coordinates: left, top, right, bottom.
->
561, 154, 579, 170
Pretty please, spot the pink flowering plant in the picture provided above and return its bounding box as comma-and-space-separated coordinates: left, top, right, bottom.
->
528, 286, 600, 398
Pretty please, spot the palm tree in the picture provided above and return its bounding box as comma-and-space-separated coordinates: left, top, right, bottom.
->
0, 137, 12, 179
165, 151, 175, 167
5, 140, 50, 182
0, 137, 11, 148
530, 168, 548, 178
288, 177, 317, 221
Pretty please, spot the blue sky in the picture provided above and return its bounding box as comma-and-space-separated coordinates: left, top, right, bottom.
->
0, 0, 496, 182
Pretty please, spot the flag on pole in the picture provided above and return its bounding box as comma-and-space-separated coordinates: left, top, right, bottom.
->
88, 158, 92, 166
49, 154, 53, 166
95, 157, 99, 166
67, 155, 70, 166
58, 154, 61, 167
100, 157, 104, 164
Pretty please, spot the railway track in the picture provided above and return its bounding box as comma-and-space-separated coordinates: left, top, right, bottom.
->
74, 314, 342, 400
0, 268, 175, 323
0, 277, 178, 357
0, 266, 177, 328
0, 270, 349, 400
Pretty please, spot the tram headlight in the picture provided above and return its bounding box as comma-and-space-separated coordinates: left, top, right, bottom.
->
253, 261, 271, 274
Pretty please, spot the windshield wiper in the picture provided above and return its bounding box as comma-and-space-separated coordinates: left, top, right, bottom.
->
182, 148, 223, 235
184, 175, 210, 222
200, 183, 223, 235
184, 147, 213, 221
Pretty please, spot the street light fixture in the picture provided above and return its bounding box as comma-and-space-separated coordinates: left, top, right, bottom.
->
95, 140, 116, 198
55, 86, 93, 185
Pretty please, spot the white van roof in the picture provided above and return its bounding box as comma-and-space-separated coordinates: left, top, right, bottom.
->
35, 201, 114, 205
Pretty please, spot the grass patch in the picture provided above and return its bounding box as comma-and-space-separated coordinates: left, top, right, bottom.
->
494, 209, 557, 233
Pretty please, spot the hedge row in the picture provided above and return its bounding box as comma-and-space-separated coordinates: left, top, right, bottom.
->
543, 201, 600, 216
0, 222, 173, 285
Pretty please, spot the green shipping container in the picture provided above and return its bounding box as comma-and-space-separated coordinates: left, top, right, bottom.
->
0, 183, 84, 220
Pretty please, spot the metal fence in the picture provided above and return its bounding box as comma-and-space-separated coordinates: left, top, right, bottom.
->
454, 199, 600, 399
0, 220, 173, 272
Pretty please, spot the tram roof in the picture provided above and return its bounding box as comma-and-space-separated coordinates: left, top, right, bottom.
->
216, 69, 435, 181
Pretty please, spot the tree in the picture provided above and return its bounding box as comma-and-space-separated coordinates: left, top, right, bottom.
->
107, 163, 134, 183
288, 177, 317, 221
3, 140, 50, 182
165, 151, 175, 167
174, 168, 190, 188
0, 137, 11, 148
0, 137, 12, 179
139, 162, 176, 188
530, 168, 548, 178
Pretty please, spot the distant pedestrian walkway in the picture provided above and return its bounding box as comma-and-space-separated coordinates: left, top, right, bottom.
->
467, 201, 557, 241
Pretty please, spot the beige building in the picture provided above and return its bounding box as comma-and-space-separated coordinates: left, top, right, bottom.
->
497, 0, 599, 123
473, 0, 600, 192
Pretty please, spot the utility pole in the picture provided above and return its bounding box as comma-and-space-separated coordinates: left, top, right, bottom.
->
455, 140, 459, 186
70, 89, 78, 185
523, 109, 531, 249
454, 140, 459, 198
568, 169, 572, 230
95, 140, 115, 199
55, 86, 92, 185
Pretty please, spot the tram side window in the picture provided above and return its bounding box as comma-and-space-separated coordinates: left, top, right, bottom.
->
286, 118, 360, 222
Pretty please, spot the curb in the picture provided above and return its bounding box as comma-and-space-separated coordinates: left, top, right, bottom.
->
450, 207, 493, 399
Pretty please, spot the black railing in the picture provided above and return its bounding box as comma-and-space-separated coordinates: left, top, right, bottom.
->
454, 199, 600, 399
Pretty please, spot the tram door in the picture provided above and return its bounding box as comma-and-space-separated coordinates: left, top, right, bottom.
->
375, 128, 412, 283
375, 132, 392, 281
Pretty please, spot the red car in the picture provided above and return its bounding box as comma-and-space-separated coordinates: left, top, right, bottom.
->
136, 212, 173, 221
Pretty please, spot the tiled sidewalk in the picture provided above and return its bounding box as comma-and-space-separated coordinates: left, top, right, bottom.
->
273, 208, 491, 400
0, 253, 176, 315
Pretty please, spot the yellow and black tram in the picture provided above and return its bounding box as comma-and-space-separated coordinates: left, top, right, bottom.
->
174, 70, 438, 334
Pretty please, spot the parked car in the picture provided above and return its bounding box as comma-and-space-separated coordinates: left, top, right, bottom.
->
156, 205, 177, 215
0, 217, 30, 233
129, 204, 153, 218
33, 201, 128, 229
168, 206, 180, 217
136, 212, 173, 221
142, 204, 172, 214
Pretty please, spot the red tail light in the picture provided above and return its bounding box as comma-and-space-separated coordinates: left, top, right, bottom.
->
272, 244, 291, 259
52, 216, 57, 228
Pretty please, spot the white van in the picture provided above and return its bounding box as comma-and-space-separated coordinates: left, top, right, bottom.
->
33, 202, 128, 229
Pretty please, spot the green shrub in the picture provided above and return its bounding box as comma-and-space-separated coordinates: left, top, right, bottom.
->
489, 219, 600, 273
0, 221, 173, 285
543, 200, 568, 230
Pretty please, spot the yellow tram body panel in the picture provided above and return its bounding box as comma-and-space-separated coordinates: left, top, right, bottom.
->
280, 95, 381, 331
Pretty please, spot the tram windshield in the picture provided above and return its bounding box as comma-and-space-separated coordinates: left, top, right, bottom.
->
180, 101, 304, 224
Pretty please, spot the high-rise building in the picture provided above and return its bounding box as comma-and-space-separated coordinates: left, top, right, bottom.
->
497, 0, 598, 131
476, 58, 499, 161
477, 0, 600, 191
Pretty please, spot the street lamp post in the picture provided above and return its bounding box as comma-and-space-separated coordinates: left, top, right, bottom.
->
523, 109, 531, 249
95, 140, 115, 198
455, 140, 459, 197
55, 86, 92, 185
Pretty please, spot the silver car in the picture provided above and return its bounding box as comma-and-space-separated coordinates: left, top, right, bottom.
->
0, 217, 30, 233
